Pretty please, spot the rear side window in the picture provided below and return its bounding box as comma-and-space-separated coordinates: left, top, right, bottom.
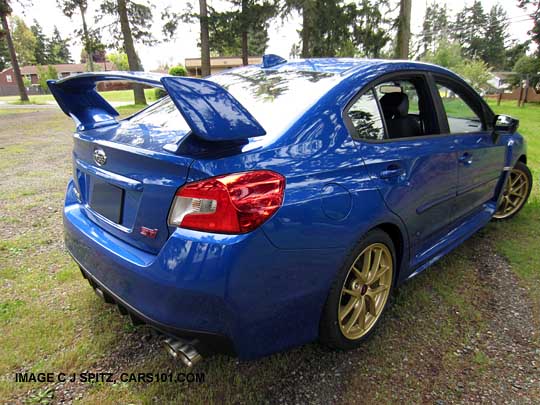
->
346, 90, 385, 140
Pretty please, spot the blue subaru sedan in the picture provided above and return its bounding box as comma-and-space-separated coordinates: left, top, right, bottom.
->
49, 55, 532, 365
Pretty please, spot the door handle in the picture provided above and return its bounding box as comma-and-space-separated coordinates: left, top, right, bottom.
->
379, 166, 405, 179
458, 153, 473, 165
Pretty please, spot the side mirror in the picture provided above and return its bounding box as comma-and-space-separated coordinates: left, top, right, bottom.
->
494, 114, 519, 133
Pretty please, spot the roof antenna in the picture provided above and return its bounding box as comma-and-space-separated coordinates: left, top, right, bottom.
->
262, 54, 287, 68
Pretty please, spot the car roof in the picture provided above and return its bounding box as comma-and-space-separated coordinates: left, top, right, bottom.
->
262, 58, 449, 76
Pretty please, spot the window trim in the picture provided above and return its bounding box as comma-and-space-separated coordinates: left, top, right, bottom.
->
343, 71, 447, 144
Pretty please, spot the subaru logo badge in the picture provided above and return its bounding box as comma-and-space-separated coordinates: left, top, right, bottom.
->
93, 148, 107, 166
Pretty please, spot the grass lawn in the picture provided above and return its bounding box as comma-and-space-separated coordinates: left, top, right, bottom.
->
0, 88, 159, 105
0, 100, 538, 403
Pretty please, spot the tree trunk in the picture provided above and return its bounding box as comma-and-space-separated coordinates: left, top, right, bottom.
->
395, 0, 412, 59
1, 12, 28, 102
241, 0, 248, 66
300, 3, 310, 58
117, 0, 146, 105
199, 0, 211, 76
79, 3, 94, 71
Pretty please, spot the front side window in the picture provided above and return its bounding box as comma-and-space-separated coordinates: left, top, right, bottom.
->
346, 90, 385, 140
436, 83, 483, 133
6, 74, 12, 83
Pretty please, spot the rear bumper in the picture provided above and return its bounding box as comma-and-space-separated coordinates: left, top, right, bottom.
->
63, 180, 346, 359
75, 259, 235, 356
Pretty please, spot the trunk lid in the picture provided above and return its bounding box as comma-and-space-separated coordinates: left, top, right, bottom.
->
72, 106, 193, 254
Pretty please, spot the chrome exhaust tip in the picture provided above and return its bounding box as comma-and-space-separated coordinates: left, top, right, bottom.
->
163, 338, 202, 368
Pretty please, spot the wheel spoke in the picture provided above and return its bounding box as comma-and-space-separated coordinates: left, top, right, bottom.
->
365, 294, 377, 316
362, 248, 372, 274
368, 284, 389, 298
339, 297, 358, 322
344, 299, 365, 333
351, 265, 366, 283
343, 288, 360, 297
369, 264, 390, 286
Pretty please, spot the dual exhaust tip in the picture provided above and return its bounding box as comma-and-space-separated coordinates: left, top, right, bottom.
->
93, 285, 203, 367
162, 338, 202, 368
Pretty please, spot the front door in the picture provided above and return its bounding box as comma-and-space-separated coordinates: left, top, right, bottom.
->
433, 77, 506, 223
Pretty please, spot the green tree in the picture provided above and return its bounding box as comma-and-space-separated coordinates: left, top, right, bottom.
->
481, 5, 508, 69
456, 59, 492, 92
36, 64, 58, 93
423, 40, 463, 70
10, 15, 36, 65
504, 40, 530, 71
452, 0, 487, 60
512, 54, 540, 88
282, 0, 392, 58
0, 36, 9, 70
0, 0, 28, 101
30, 20, 48, 65
57, 0, 95, 70
205, 3, 274, 58
106, 51, 128, 70
518, 1, 540, 56
99, 0, 155, 104
47, 27, 71, 63
418, 2, 449, 57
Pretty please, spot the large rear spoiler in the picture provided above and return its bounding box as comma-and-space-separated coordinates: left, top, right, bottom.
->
47, 71, 266, 142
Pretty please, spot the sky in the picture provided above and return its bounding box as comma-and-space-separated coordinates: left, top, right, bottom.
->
12, 0, 537, 70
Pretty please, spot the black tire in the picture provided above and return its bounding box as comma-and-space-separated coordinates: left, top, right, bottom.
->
320, 228, 396, 350
493, 161, 533, 221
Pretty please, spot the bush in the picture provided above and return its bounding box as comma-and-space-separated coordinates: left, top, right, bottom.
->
169, 65, 187, 76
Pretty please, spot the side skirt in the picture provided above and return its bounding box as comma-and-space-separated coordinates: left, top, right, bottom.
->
404, 203, 495, 282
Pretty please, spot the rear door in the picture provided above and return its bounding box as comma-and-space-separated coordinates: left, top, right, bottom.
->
432, 75, 505, 223
346, 73, 458, 268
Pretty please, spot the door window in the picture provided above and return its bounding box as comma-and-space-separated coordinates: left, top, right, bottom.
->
436, 83, 484, 133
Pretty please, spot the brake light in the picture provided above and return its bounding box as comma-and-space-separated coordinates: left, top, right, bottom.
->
168, 170, 285, 234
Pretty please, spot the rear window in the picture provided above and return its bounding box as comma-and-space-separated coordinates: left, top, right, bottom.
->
210, 68, 340, 135
125, 68, 340, 139
128, 97, 190, 131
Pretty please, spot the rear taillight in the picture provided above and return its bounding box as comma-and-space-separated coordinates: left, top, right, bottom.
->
168, 170, 285, 234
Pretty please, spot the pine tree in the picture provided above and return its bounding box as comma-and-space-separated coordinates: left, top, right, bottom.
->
47, 27, 72, 64
282, 0, 392, 58
30, 20, 48, 65
418, 2, 449, 57
482, 5, 508, 70
452, 0, 487, 60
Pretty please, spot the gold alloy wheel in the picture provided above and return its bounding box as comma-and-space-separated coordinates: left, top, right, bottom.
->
494, 167, 530, 219
338, 243, 393, 340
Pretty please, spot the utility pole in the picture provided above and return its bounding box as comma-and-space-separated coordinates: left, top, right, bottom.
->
395, 0, 412, 59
